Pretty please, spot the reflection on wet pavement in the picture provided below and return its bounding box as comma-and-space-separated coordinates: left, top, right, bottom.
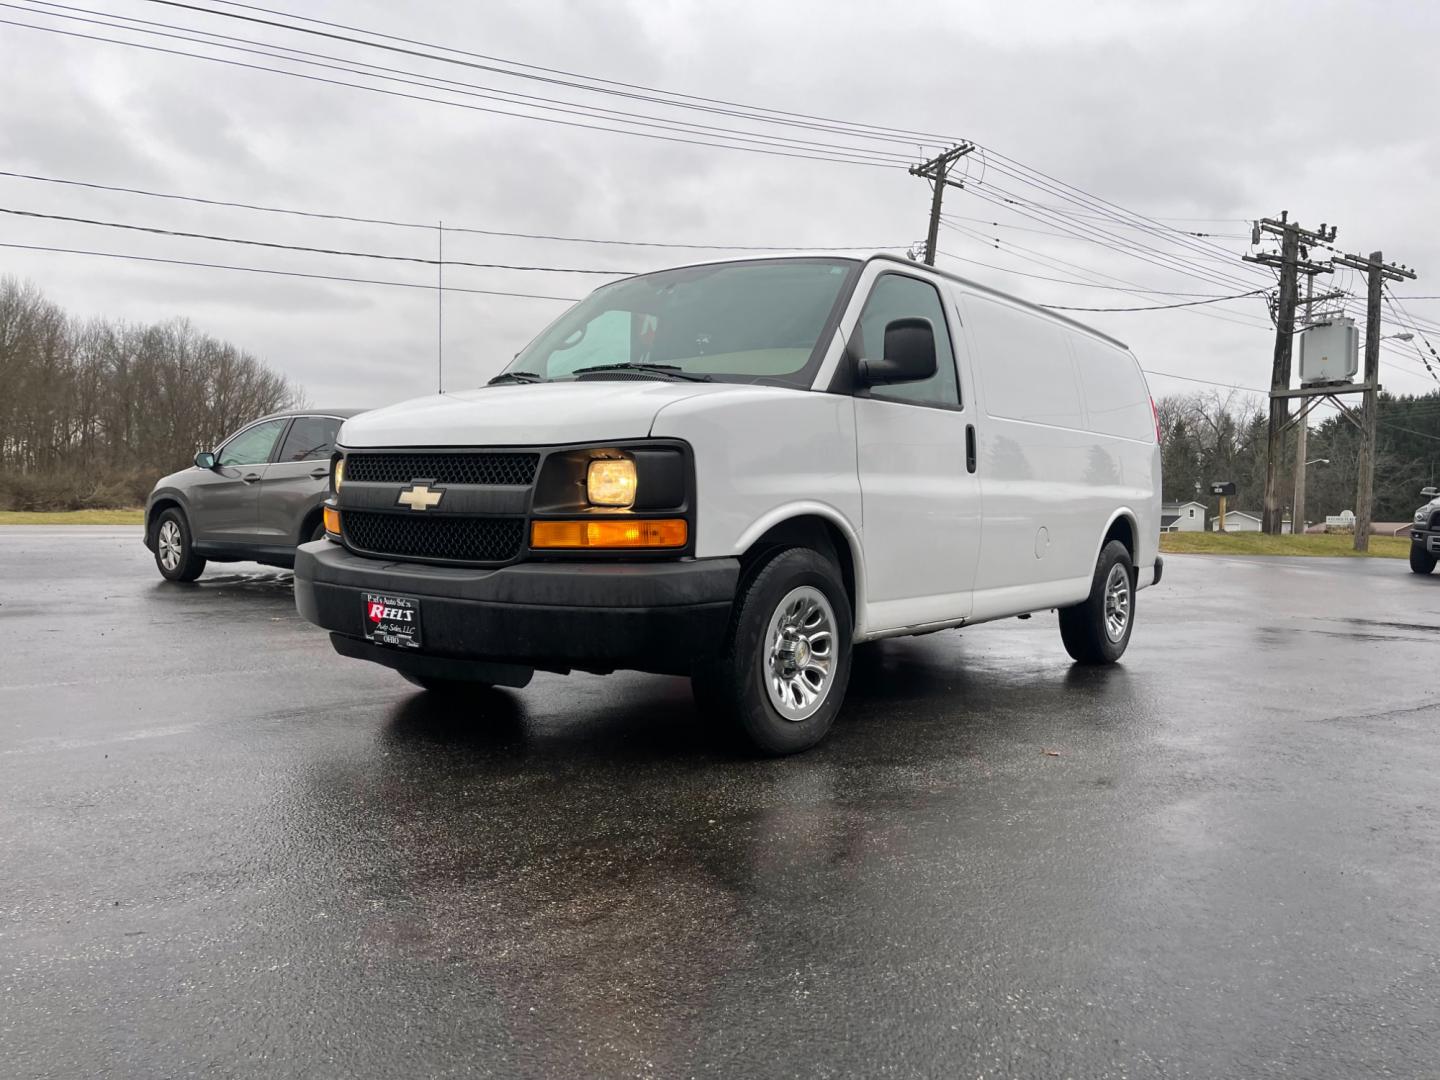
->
3, 529, 1440, 1078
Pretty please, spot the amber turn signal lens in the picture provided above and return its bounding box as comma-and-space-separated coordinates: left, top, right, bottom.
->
531, 518, 687, 549
323, 505, 341, 536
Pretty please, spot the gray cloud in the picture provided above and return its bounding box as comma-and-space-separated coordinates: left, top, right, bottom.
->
1, 0, 1436, 414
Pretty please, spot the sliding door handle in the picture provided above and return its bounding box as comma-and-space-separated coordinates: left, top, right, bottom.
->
965, 424, 977, 474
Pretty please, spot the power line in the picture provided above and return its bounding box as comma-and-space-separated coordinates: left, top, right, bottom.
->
0, 240, 584, 300
0, 16, 903, 168
147, 0, 954, 146
937, 220, 1275, 334
11, 1, 913, 165
943, 210, 1248, 240
1145, 369, 1440, 443
1038, 290, 1267, 313
0, 205, 640, 273
0, 169, 900, 251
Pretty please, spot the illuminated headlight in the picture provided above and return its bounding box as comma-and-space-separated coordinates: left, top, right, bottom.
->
1417, 509, 1429, 523
587, 458, 636, 508
333, 456, 345, 493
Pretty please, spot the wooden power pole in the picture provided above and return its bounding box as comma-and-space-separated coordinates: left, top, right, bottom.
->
908, 144, 975, 265
1244, 213, 1336, 534
1332, 250, 1417, 551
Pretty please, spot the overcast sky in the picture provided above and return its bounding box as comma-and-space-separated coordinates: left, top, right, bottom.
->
2, 0, 1437, 414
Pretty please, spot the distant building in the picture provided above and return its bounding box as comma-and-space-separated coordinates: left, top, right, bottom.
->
1161, 500, 1206, 532
1212, 511, 1293, 534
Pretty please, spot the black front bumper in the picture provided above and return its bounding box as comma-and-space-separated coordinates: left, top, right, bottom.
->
294, 541, 739, 678
1412, 530, 1440, 554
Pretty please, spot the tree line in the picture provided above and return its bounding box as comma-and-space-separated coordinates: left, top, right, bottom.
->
0, 276, 302, 509
1159, 388, 1440, 526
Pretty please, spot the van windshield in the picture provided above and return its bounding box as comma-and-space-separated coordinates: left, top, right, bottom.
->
499, 258, 859, 388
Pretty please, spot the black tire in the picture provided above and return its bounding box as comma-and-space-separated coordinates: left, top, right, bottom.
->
308, 520, 326, 544
1410, 542, 1437, 575
693, 547, 853, 756
153, 507, 207, 582
400, 673, 492, 694
1059, 540, 1135, 665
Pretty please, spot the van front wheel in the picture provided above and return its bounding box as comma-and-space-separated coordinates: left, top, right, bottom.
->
1059, 540, 1135, 664
693, 547, 853, 756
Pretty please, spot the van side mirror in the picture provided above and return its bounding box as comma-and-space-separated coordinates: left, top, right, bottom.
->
195, 451, 217, 470
858, 317, 937, 387
1423, 486, 1438, 498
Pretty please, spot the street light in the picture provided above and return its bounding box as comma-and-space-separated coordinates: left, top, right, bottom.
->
1382, 332, 1415, 342
1305, 458, 1329, 466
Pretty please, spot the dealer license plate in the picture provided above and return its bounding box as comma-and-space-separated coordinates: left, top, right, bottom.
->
363, 592, 422, 649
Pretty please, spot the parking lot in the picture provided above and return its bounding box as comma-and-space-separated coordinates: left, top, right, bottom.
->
3, 526, 1440, 1078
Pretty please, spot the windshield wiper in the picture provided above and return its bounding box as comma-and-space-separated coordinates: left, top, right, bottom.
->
572, 362, 712, 382
487, 370, 545, 385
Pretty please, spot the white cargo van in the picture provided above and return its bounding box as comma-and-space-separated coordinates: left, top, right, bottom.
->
295, 254, 1162, 753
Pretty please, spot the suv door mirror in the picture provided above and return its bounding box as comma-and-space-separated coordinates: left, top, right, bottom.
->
858, 317, 937, 386
1422, 486, 1439, 498
195, 451, 217, 470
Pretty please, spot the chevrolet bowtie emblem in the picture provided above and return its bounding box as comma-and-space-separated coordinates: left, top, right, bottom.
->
397, 483, 444, 511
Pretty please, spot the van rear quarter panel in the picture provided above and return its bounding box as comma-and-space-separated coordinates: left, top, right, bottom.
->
956, 288, 1159, 616
648, 385, 863, 564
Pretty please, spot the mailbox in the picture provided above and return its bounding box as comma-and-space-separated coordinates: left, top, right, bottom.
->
1210, 482, 1236, 496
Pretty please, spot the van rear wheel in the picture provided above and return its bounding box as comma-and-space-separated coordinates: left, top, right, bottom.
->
693, 547, 853, 756
1059, 540, 1134, 664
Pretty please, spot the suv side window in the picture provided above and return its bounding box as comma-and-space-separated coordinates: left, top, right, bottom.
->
217, 418, 287, 467
854, 274, 961, 407
278, 416, 342, 462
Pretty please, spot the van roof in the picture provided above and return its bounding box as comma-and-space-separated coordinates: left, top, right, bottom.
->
609, 251, 1130, 352
866, 252, 1130, 351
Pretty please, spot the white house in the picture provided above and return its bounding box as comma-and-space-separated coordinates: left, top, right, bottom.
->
1212, 511, 1293, 534
1161, 500, 1207, 532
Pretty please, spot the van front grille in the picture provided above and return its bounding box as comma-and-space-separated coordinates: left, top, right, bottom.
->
345, 452, 538, 486
342, 510, 525, 563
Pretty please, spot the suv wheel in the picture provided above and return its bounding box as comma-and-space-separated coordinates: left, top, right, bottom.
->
1410, 542, 1436, 575
694, 547, 853, 755
1059, 539, 1134, 664
154, 508, 207, 583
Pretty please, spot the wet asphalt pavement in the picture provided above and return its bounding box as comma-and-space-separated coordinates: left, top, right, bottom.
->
3, 527, 1440, 1079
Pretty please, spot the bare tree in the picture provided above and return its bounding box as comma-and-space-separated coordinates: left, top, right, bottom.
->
0, 276, 303, 509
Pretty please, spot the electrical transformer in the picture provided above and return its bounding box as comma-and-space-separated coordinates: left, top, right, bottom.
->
1298, 317, 1359, 386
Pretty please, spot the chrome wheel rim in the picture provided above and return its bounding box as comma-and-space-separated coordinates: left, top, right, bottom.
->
158, 520, 182, 572
1103, 563, 1131, 642
764, 585, 837, 721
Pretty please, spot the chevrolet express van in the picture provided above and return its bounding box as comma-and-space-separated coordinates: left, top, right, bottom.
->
295, 254, 1163, 753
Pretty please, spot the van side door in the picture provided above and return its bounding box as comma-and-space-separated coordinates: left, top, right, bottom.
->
849, 271, 981, 632
957, 292, 1095, 615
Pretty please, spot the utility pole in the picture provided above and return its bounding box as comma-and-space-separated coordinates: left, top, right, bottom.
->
1292, 273, 1315, 535
1244, 212, 1336, 534
1332, 249, 1417, 551
908, 144, 975, 265
436, 220, 445, 394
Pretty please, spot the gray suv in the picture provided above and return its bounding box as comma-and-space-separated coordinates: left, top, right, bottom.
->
144, 408, 366, 581
1411, 484, 1440, 575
